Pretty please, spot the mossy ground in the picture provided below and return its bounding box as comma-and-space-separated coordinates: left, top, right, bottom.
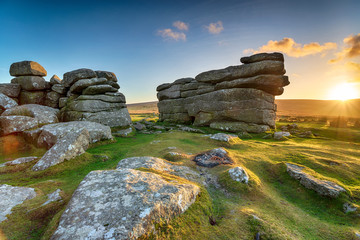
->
0, 119, 359, 239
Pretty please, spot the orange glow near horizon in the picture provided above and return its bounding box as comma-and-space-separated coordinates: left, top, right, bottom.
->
327, 83, 359, 101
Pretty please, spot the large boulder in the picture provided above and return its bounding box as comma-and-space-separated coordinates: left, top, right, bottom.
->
24, 121, 112, 149
0, 93, 18, 112
195, 60, 285, 83
45, 91, 61, 108
0, 83, 21, 98
286, 163, 346, 198
9, 61, 47, 77
240, 52, 284, 64
82, 85, 118, 95
117, 156, 201, 183
214, 75, 289, 95
76, 94, 125, 103
95, 71, 118, 82
0, 184, 37, 223
32, 129, 90, 171
0, 116, 38, 135
51, 84, 67, 95
18, 91, 45, 105
50, 75, 61, 85
62, 68, 97, 88
66, 99, 126, 112
2, 104, 59, 125
51, 168, 200, 239
68, 78, 107, 94
157, 84, 181, 101
11, 76, 49, 91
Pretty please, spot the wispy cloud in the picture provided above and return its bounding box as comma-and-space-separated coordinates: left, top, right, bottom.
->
205, 21, 224, 34
244, 38, 337, 58
157, 29, 186, 41
173, 21, 189, 31
330, 33, 360, 63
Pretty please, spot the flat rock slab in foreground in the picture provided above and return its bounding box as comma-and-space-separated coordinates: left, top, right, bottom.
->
32, 129, 90, 171
0, 184, 36, 223
193, 148, 234, 168
51, 168, 200, 240
286, 163, 346, 198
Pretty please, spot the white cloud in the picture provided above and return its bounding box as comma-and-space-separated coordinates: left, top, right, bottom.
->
244, 37, 337, 58
205, 21, 224, 35
157, 29, 186, 41
173, 21, 189, 31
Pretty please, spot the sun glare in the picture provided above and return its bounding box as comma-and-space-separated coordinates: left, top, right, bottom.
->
328, 83, 358, 101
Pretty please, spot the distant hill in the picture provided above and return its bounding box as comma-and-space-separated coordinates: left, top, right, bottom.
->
127, 99, 360, 118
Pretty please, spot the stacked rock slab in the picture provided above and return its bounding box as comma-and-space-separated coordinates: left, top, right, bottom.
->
59, 69, 132, 128
9, 61, 51, 105
156, 52, 289, 133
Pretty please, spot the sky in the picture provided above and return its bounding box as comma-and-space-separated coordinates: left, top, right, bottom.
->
0, 0, 359, 103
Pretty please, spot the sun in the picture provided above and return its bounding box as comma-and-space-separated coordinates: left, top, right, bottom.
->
328, 83, 359, 101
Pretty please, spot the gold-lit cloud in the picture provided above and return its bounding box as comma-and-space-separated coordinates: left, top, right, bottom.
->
157, 29, 186, 41
245, 38, 337, 57
173, 21, 189, 31
330, 33, 360, 62
205, 21, 224, 34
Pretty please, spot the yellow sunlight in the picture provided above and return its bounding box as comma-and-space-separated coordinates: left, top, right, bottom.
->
328, 83, 359, 100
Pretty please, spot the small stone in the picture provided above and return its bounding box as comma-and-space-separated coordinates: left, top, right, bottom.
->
228, 166, 249, 184
274, 131, 291, 140
193, 148, 234, 168
2, 156, 38, 166
343, 203, 358, 214
209, 133, 239, 142
42, 189, 62, 206
50, 75, 62, 85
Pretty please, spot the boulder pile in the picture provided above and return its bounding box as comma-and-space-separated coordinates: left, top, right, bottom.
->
156, 52, 289, 133
59, 69, 132, 128
0, 60, 132, 129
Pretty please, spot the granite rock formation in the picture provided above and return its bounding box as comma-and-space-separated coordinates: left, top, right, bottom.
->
156, 52, 289, 133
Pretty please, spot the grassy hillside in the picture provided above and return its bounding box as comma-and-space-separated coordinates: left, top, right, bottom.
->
0, 120, 359, 239
127, 99, 360, 118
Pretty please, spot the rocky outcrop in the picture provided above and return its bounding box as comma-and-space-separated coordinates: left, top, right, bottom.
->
0, 84, 21, 98
51, 167, 200, 239
0, 93, 18, 114
156, 52, 289, 133
32, 129, 90, 171
286, 163, 346, 198
0, 184, 37, 223
9, 61, 47, 77
59, 69, 132, 128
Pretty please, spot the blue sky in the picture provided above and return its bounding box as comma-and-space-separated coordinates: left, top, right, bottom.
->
0, 0, 359, 103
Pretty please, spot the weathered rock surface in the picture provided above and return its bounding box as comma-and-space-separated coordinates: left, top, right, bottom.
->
2, 104, 59, 125
66, 99, 125, 112
0, 156, 38, 167
51, 84, 66, 94
24, 121, 112, 149
0, 93, 18, 112
193, 148, 234, 168
117, 156, 201, 183
208, 133, 239, 142
18, 90, 45, 105
229, 166, 249, 184
69, 78, 107, 94
240, 52, 284, 64
195, 60, 285, 83
0, 83, 21, 98
51, 168, 200, 240
82, 84, 118, 95
11, 76, 49, 91
0, 184, 37, 222
286, 163, 346, 198
32, 128, 90, 171
42, 189, 62, 206
9, 61, 47, 77
343, 203, 358, 214
62, 68, 97, 87
0, 116, 38, 135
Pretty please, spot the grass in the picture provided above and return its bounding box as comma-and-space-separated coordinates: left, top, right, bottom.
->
0, 118, 359, 239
